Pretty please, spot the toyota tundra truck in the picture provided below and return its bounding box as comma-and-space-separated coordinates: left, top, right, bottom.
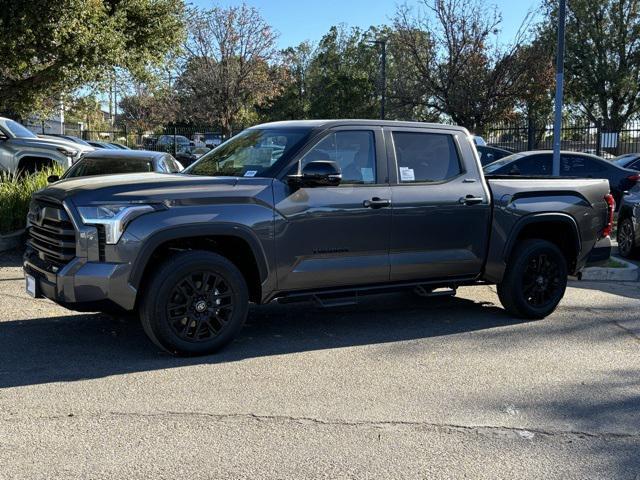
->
23, 120, 613, 356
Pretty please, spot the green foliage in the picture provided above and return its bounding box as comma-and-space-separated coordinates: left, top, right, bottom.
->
65, 95, 111, 131
542, 0, 640, 130
0, 0, 185, 118
0, 165, 65, 235
305, 26, 380, 119
177, 4, 280, 135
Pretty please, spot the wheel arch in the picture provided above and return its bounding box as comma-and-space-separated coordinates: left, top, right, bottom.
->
130, 224, 270, 305
17, 155, 55, 171
504, 213, 581, 273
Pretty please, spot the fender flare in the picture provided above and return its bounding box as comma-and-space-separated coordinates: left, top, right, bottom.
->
503, 212, 581, 262
128, 223, 270, 290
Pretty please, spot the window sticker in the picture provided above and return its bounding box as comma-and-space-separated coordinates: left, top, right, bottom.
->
360, 167, 374, 183
244, 170, 258, 177
399, 166, 415, 182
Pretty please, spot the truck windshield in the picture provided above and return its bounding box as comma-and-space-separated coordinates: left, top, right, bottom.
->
0, 119, 37, 139
184, 128, 311, 177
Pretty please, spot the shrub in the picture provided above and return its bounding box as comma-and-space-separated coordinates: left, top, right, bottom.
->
0, 165, 65, 235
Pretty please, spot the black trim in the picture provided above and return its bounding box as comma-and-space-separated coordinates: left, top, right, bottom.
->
503, 213, 581, 262
585, 236, 612, 267
129, 223, 269, 290
263, 274, 481, 304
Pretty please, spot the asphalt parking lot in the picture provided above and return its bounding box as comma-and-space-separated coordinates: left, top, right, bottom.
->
0, 250, 639, 479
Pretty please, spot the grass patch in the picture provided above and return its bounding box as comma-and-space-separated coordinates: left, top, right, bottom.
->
603, 258, 628, 269
0, 165, 65, 235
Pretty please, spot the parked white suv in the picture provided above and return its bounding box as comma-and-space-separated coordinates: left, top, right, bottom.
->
0, 118, 93, 174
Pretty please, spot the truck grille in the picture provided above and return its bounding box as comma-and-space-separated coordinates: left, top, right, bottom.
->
27, 200, 76, 269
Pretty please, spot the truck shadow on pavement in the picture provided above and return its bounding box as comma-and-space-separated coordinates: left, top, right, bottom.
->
0, 293, 528, 388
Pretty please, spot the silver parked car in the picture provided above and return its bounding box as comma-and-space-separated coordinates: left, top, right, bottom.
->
52, 150, 184, 181
0, 118, 93, 174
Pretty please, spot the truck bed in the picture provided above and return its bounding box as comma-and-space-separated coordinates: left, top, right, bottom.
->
482, 176, 611, 282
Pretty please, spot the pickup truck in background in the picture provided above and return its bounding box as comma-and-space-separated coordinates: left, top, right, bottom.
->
0, 117, 93, 174
24, 120, 613, 356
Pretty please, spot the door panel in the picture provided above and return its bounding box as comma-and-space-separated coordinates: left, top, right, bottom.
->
387, 129, 491, 281
274, 185, 391, 290
274, 127, 391, 291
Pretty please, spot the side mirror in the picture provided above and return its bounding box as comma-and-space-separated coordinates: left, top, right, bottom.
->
288, 160, 342, 187
47, 175, 60, 183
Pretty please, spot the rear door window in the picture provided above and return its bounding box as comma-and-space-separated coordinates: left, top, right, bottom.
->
511, 154, 552, 175
561, 156, 606, 177
392, 132, 461, 183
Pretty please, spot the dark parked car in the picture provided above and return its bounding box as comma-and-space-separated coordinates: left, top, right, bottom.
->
143, 134, 192, 152
484, 151, 640, 207
476, 145, 513, 166
87, 140, 119, 150
43, 134, 94, 147
617, 185, 640, 258
613, 153, 640, 171
108, 142, 130, 150
25, 120, 612, 356
50, 150, 183, 181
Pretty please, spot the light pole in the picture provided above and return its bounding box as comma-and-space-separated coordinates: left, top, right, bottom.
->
368, 39, 387, 120
552, 0, 567, 176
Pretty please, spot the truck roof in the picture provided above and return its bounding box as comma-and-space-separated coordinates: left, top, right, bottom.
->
253, 119, 470, 134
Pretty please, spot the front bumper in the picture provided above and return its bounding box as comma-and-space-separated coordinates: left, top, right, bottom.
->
23, 248, 137, 312
585, 236, 612, 267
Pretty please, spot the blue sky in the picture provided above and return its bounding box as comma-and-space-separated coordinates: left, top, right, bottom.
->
189, 0, 542, 48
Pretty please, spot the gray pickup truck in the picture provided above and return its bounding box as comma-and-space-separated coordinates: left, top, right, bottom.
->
24, 120, 613, 356
0, 117, 92, 174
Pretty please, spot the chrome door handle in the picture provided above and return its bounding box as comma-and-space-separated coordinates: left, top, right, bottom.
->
459, 195, 484, 205
363, 197, 391, 209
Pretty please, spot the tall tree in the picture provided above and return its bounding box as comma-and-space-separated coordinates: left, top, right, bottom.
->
260, 42, 316, 121
393, 0, 537, 134
179, 3, 280, 136
543, 0, 640, 131
305, 26, 380, 119
0, 0, 185, 118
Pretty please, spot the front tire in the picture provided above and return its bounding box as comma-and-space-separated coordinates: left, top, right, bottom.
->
497, 239, 568, 319
140, 251, 249, 356
617, 218, 637, 259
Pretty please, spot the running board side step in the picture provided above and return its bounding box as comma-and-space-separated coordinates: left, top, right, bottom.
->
413, 286, 457, 298
312, 293, 359, 308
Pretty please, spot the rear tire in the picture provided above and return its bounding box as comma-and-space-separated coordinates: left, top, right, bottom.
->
617, 218, 637, 259
140, 250, 249, 356
497, 239, 568, 319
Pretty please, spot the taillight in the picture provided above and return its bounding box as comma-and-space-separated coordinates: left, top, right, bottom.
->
602, 193, 615, 238
627, 174, 640, 183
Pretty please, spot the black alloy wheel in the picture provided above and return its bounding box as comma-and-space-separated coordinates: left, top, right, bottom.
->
140, 251, 249, 356
497, 239, 568, 319
521, 252, 562, 309
167, 271, 235, 342
617, 219, 636, 258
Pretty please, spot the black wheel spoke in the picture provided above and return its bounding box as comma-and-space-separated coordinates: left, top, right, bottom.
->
522, 250, 564, 308
165, 269, 236, 343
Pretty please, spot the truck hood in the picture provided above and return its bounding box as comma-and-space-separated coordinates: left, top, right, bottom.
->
35, 173, 274, 206
13, 136, 94, 153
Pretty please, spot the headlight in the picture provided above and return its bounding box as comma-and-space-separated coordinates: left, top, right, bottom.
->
57, 146, 78, 157
77, 204, 155, 244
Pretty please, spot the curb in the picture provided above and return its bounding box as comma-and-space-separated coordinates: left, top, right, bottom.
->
581, 256, 639, 282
